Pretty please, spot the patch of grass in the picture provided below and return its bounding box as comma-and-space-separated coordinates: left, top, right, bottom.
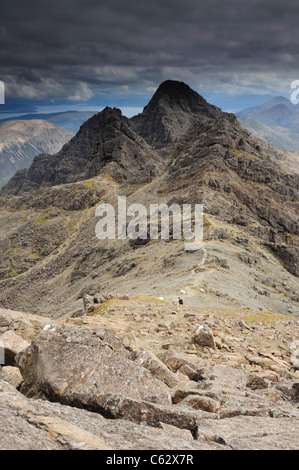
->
75, 180, 97, 190
9, 269, 18, 277
4, 242, 12, 254
232, 150, 259, 161
92, 297, 118, 316
245, 311, 289, 324
284, 232, 297, 238
67, 213, 83, 232
203, 214, 212, 229
34, 214, 49, 224
136, 295, 166, 303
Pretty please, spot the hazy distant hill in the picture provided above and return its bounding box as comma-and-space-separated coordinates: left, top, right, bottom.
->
0, 111, 95, 133
0, 120, 73, 187
237, 96, 299, 152
241, 118, 299, 152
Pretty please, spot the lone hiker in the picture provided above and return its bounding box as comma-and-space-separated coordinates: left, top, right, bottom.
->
178, 297, 183, 305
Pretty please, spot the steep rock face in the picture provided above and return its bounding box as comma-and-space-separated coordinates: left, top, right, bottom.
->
130, 80, 221, 153
1, 108, 162, 195
160, 114, 299, 274
86, 107, 162, 183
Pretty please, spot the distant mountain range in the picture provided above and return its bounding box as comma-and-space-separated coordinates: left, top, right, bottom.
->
0, 111, 95, 133
0, 120, 73, 187
237, 97, 299, 152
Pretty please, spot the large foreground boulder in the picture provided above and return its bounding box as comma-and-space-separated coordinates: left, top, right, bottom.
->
0, 380, 222, 450
17, 325, 171, 407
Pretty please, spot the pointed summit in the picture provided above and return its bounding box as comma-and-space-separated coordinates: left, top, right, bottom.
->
86, 107, 162, 183
144, 80, 213, 113
130, 80, 221, 153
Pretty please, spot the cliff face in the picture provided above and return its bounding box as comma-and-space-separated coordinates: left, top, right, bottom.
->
159, 113, 299, 275
86, 107, 162, 183
130, 80, 222, 154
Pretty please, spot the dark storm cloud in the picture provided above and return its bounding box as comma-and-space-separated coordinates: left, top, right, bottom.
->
1, 0, 299, 99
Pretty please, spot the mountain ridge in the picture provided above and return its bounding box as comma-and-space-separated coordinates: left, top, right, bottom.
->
0, 80, 298, 322
0, 111, 96, 133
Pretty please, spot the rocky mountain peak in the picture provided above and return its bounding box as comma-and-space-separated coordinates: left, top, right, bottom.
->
143, 80, 214, 114
129, 80, 221, 153
86, 107, 162, 183
1, 106, 162, 194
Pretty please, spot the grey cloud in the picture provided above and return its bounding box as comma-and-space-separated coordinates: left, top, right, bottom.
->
0, 0, 299, 99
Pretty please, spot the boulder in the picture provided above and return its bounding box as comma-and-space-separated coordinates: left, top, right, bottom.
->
246, 374, 268, 390
135, 349, 188, 388
158, 349, 205, 381
94, 393, 218, 431
180, 395, 220, 413
198, 364, 247, 398
290, 341, 299, 370
0, 330, 29, 366
0, 308, 53, 342
17, 325, 171, 407
192, 325, 216, 349
196, 415, 299, 450
0, 380, 219, 450
0, 366, 23, 388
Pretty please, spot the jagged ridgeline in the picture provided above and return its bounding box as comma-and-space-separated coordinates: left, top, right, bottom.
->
0, 80, 298, 319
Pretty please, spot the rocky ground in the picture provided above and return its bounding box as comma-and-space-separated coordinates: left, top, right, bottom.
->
0, 301, 298, 450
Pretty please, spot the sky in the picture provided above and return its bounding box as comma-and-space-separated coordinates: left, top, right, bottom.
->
1, 0, 299, 116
